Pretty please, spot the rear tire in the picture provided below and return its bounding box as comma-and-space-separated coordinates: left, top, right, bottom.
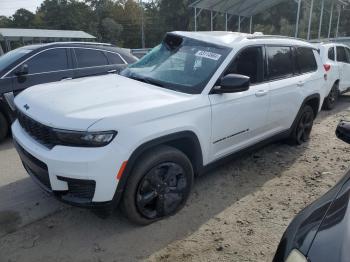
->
122, 146, 194, 225
289, 105, 315, 145
0, 112, 8, 143
323, 83, 339, 110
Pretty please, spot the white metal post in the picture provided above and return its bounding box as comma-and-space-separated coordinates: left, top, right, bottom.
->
295, 0, 302, 37
211, 10, 213, 31
238, 16, 241, 32
250, 16, 253, 33
307, 0, 314, 40
140, 0, 145, 48
336, 5, 342, 38
328, 0, 334, 38
225, 13, 228, 31
194, 8, 197, 32
318, 0, 325, 39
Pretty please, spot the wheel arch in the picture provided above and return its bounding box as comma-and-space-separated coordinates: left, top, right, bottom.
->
291, 94, 320, 131
114, 131, 204, 203
303, 93, 321, 119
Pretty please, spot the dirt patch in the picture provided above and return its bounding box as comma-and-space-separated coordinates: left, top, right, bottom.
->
0, 211, 22, 236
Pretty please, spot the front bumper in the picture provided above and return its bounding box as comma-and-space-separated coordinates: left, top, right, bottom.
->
12, 120, 127, 207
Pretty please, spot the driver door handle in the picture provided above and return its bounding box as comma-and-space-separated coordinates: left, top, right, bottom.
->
255, 90, 268, 97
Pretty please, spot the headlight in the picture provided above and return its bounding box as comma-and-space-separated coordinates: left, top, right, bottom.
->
286, 250, 308, 262
54, 129, 117, 147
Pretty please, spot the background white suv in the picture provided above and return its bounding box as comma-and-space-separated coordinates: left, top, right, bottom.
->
12, 32, 325, 224
316, 43, 350, 110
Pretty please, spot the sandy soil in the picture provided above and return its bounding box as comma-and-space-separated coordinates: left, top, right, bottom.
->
1, 95, 350, 262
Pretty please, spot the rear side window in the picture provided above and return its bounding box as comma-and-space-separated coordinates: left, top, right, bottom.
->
328, 47, 335, 61
336, 46, 349, 63
26, 48, 68, 74
295, 47, 317, 74
267, 46, 293, 79
105, 52, 125, 65
75, 48, 109, 68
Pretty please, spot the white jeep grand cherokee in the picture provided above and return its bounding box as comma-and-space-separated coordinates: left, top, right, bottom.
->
12, 32, 325, 224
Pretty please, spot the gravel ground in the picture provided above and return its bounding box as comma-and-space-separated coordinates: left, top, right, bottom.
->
1, 95, 350, 262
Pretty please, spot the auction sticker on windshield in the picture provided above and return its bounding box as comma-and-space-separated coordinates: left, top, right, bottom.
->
195, 50, 222, 61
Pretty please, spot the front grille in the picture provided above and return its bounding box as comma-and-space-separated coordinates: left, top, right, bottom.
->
57, 176, 96, 200
14, 140, 52, 191
17, 110, 57, 149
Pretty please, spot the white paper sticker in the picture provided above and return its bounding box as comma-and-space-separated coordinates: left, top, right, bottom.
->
195, 50, 222, 61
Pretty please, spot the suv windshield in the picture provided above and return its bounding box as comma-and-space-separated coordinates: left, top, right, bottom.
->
0, 48, 32, 72
121, 34, 231, 94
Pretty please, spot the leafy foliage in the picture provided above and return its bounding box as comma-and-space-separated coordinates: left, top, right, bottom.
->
1, 0, 350, 48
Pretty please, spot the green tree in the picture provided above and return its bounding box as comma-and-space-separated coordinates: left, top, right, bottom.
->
11, 9, 35, 28
101, 17, 123, 44
0, 16, 11, 27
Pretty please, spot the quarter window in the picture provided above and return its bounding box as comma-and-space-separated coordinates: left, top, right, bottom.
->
328, 47, 335, 61
336, 46, 349, 63
295, 47, 317, 74
26, 48, 68, 74
75, 48, 109, 68
105, 52, 125, 65
266, 46, 293, 79
225, 46, 263, 84
345, 48, 350, 63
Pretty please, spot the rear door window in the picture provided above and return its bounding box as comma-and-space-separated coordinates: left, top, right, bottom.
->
266, 46, 293, 80
75, 48, 109, 68
328, 47, 335, 61
26, 48, 68, 74
295, 47, 318, 74
337, 46, 349, 63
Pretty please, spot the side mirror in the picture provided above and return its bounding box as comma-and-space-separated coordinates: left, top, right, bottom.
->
213, 74, 250, 94
336, 120, 350, 144
15, 64, 29, 76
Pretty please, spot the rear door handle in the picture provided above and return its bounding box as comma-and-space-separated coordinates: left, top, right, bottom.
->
255, 90, 268, 97
297, 81, 305, 87
108, 69, 117, 74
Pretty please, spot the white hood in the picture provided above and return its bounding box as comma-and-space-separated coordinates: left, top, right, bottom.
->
15, 74, 194, 130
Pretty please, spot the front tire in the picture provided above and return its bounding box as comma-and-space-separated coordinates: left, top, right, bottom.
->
323, 83, 339, 110
122, 146, 194, 225
289, 105, 315, 145
0, 112, 8, 143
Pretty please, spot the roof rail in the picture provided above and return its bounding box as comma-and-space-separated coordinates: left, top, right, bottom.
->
247, 35, 307, 42
45, 41, 113, 46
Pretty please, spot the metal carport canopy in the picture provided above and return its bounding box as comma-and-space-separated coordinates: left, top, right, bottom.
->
190, 0, 286, 17
0, 28, 96, 41
190, 0, 350, 39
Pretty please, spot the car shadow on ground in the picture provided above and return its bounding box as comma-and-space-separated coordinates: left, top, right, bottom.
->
0, 95, 349, 261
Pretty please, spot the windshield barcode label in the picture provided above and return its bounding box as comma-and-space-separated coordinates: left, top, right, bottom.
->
195, 51, 222, 61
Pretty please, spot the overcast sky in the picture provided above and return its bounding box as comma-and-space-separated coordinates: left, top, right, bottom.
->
0, 0, 44, 17
0, 0, 151, 17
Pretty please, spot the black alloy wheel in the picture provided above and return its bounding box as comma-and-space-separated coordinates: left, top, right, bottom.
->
295, 107, 314, 145
122, 145, 194, 225
136, 162, 188, 219
323, 83, 339, 110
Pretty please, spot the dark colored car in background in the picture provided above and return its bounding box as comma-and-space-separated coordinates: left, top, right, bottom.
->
273, 120, 350, 262
0, 42, 138, 142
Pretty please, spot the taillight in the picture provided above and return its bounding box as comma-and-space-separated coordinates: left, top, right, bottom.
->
324, 64, 331, 72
